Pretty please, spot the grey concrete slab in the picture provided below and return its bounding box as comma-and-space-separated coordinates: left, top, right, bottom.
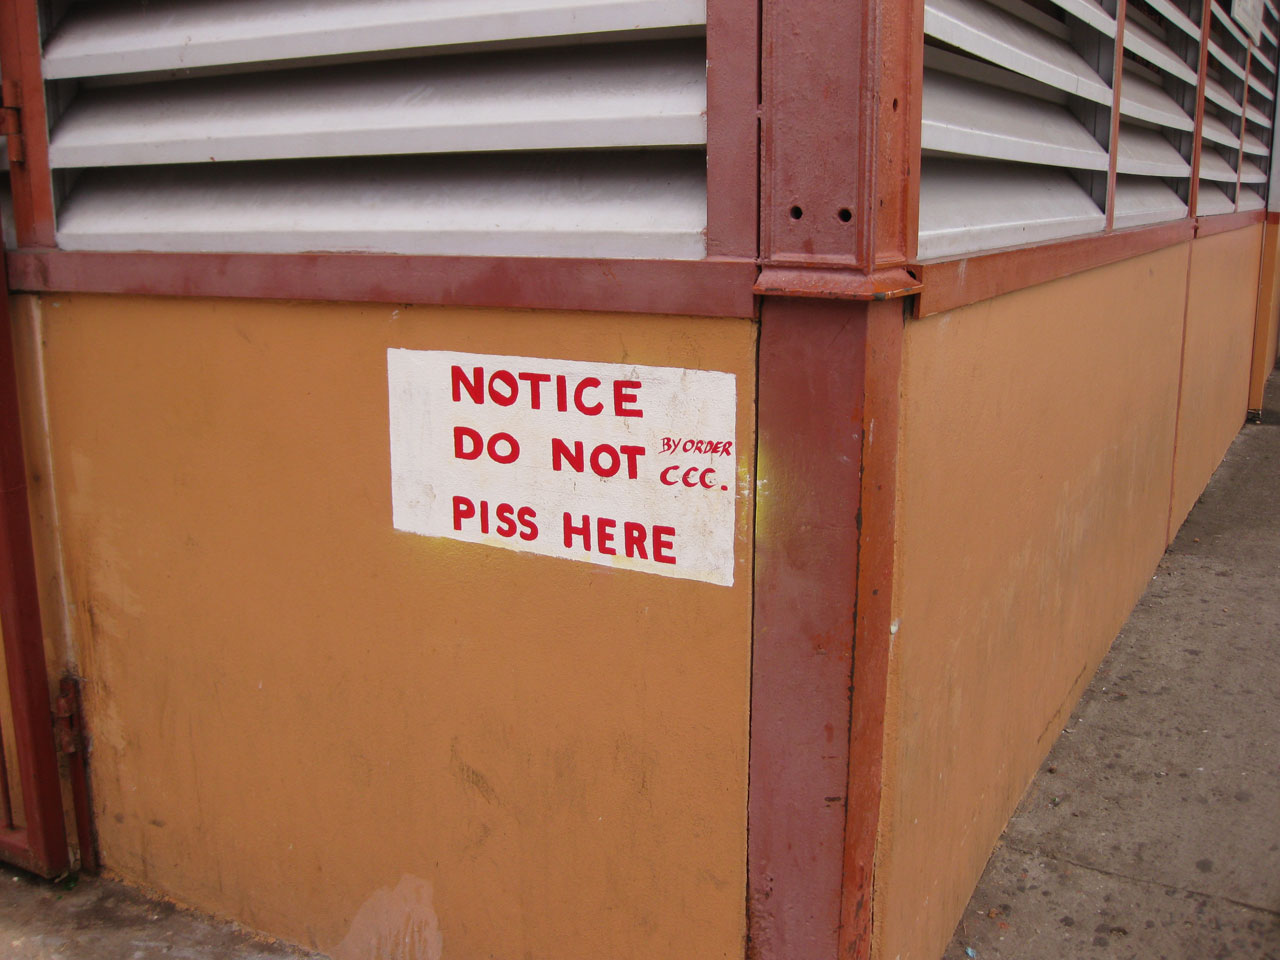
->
0, 864, 323, 960
946, 368, 1280, 959
941, 841, 1280, 960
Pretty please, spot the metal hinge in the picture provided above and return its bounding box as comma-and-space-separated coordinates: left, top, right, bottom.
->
53, 678, 82, 756
0, 79, 23, 164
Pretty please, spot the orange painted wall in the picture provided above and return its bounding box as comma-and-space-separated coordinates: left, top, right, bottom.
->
875, 243, 1193, 960
1248, 221, 1280, 413
16, 294, 756, 960
1170, 225, 1263, 535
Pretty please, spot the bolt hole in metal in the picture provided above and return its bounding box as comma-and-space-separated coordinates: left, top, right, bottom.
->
837, 208, 852, 222
892, 97, 899, 111
790, 205, 804, 220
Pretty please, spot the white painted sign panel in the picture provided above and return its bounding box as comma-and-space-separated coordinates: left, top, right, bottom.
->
1233, 0, 1264, 43
388, 349, 738, 586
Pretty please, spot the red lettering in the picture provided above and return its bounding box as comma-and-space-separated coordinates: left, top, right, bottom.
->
452, 496, 476, 531
479, 498, 490, 533
590, 444, 620, 478
451, 365, 484, 404
556, 375, 569, 412
563, 513, 591, 551
682, 467, 700, 487
682, 439, 695, 453
518, 372, 551, 409
487, 432, 520, 464
496, 502, 517, 538
723, 441, 733, 457
518, 506, 539, 541
453, 426, 483, 460
488, 369, 518, 406
700, 468, 717, 489
574, 377, 603, 416
653, 526, 677, 565
660, 465, 680, 485
613, 380, 643, 418
551, 438, 584, 473
623, 522, 649, 560
597, 517, 617, 555
619, 445, 645, 479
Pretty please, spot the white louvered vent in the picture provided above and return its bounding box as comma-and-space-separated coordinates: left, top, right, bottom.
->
918, 0, 1117, 259
1239, 0, 1280, 210
1112, 0, 1197, 227
41, 0, 709, 258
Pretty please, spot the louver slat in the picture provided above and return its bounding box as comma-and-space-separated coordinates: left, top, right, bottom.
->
1239, 187, 1266, 209
924, 0, 1112, 103
48, 44, 706, 168
1113, 176, 1188, 229
1205, 74, 1244, 114
54, 153, 707, 258
1124, 20, 1199, 85
41, 0, 705, 78
1243, 129, 1270, 154
917, 159, 1106, 259
1239, 158, 1269, 182
1198, 147, 1240, 180
922, 70, 1109, 169
1120, 70, 1195, 130
1201, 110, 1242, 148
1196, 180, 1235, 214
1116, 125, 1192, 177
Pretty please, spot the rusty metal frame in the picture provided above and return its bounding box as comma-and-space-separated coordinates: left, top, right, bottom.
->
0, 243, 68, 878
6, 250, 760, 318
1196, 206, 1266, 235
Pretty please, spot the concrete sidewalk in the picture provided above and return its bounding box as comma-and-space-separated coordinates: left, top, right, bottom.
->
945, 369, 1280, 960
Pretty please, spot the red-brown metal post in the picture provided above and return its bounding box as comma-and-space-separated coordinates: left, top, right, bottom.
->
756, 0, 923, 297
1188, 0, 1214, 217
0, 0, 56, 246
749, 2, 920, 959
0, 265, 68, 877
706, 0, 760, 259
750, 298, 866, 960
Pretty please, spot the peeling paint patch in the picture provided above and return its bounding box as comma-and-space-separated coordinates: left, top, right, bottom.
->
331, 876, 443, 960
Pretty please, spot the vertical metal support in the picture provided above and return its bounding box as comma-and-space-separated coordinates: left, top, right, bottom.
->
1188, 0, 1213, 217
1103, 0, 1129, 230
749, 4, 920, 958
756, 0, 923, 297
0, 0, 55, 246
1236, 46, 1254, 211
0, 274, 68, 878
750, 298, 866, 960
706, 0, 760, 259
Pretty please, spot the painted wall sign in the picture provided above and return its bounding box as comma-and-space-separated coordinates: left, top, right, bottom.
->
388, 349, 738, 586
1233, 0, 1263, 42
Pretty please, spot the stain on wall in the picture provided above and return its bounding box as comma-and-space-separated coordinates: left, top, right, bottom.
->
22, 294, 756, 960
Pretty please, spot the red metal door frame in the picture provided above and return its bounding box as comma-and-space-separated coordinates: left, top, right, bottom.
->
0, 249, 69, 878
